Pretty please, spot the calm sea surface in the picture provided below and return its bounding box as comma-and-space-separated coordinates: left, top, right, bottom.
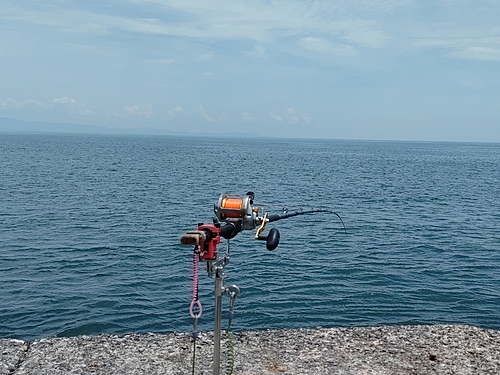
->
1, 133, 499, 341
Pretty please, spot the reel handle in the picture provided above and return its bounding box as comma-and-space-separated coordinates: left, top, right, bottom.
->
257, 228, 280, 250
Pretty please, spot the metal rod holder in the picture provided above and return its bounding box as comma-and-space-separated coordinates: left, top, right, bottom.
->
207, 242, 238, 375
213, 266, 224, 375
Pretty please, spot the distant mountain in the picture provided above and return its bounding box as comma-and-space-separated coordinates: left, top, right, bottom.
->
0, 118, 260, 138
0, 118, 174, 135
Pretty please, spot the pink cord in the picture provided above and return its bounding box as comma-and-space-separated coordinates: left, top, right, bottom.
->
189, 250, 202, 319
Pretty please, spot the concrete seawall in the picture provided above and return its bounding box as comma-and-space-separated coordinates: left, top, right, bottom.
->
2, 325, 499, 374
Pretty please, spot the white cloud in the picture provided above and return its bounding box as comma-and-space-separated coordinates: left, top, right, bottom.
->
0, 98, 48, 111
4, 1, 393, 49
413, 33, 500, 61
145, 58, 177, 64
167, 105, 225, 122
200, 52, 214, 61
270, 111, 283, 123
7, 0, 499, 62
284, 108, 299, 124
271, 108, 310, 125
51, 96, 93, 115
122, 104, 153, 118
51, 97, 78, 105
299, 37, 355, 57
342, 27, 391, 48
242, 112, 255, 123
199, 105, 217, 122
218, 112, 228, 122
245, 44, 267, 59
168, 105, 185, 117
0, 96, 92, 115
452, 46, 500, 61
125, 0, 395, 46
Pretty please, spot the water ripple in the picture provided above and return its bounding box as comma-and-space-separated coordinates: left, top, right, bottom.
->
1, 135, 499, 340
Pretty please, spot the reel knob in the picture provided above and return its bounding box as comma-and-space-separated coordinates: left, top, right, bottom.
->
257, 228, 280, 250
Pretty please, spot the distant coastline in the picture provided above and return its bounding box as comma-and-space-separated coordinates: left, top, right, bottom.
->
0, 117, 260, 139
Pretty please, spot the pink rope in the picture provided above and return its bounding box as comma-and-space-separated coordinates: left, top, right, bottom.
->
189, 250, 202, 319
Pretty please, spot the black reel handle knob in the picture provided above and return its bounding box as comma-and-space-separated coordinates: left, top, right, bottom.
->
257, 228, 280, 250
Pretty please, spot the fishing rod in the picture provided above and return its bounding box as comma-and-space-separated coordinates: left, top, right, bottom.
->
179, 192, 345, 375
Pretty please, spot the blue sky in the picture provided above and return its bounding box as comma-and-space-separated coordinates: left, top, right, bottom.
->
1, 0, 499, 141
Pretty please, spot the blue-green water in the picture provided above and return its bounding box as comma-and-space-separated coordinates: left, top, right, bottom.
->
1, 133, 499, 341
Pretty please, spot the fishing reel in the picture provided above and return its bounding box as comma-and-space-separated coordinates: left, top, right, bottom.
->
214, 192, 259, 230
180, 192, 280, 256
214, 192, 280, 251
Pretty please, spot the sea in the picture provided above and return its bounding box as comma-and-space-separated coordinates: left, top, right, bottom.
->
1, 133, 499, 341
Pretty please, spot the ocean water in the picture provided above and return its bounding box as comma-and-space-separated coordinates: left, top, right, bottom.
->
1, 133, 499, 341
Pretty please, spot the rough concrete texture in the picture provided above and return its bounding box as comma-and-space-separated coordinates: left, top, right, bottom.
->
1, 325, 499, 374
0, 339, 28, 374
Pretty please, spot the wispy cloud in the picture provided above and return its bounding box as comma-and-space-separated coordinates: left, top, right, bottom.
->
245, 44, 267, 59
1, 97, 92, 115
413, 28, 500, 61
270, 108, 309, 124
145, 58, 177, 64
5, 0, 500, 62
270, 111, 283, 123
242, 112, 255, 123
0, 98, 48, 111
198, 104, 227, 122
452, 46, 500, 61
51, 96, 93, 115
200, 52, 214, 61
199, 105, 216, 122
166, 105, 226, 122
284, 108, 299, 124
299, 37, 355, 57
167, 105, 186, 118
122, 104, 153, 118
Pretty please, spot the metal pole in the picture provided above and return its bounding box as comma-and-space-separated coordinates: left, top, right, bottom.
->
213, 267, 224, 375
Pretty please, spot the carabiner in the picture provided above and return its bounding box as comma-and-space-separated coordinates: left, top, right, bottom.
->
227, 285, 240, 312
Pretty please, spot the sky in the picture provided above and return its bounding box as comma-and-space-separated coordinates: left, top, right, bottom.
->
1, 0, 500, 142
